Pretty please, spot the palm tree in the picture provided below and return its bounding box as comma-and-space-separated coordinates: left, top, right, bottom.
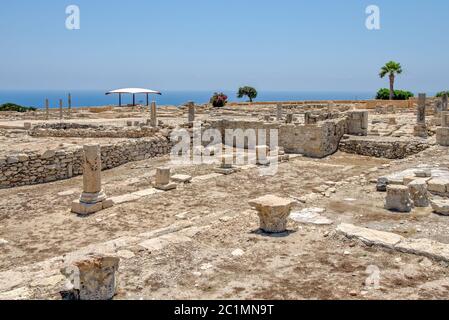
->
379, 61, 403, 100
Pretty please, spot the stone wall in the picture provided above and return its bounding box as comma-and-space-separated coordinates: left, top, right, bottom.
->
339, 135, 431, 159
29, 123, 162, 139
206, 115, 349, 158
0, 135, 171, 189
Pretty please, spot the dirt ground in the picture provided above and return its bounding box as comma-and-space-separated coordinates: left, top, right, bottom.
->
1, 107, 449, 300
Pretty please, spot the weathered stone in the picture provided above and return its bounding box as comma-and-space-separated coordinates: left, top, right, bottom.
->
187, 101, 195, 124
72, 144, 110, 215
347, 110, 368, 136
376, 177, 389, 192
436, 127, 449, 146
385, 185, 413, 212
150, 101, 157, 127
154, 167, 176, 191
430, 199, 449, 215
336, 223, 403, 249
248, 195, 296, 233
415, 169, 431, 178
171, 174, 192, 183
417, 93, 426, 124
276, 104, 283, 121
427, 178, 449, 194
60, 255, 119, 300
255, 145, 269, 165
408, 179, 429, 207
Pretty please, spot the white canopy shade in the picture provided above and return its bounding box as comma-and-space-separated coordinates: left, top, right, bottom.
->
105, 87, 162, 106
106, 88, 161, 95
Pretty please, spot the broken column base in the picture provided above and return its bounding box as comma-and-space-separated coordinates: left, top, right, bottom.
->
413, 124, 428, 138
71, 198, 114, 215
385, 185, 413, 212
154, 183, 177, 191
248, 195, 296, 233
60, 255, 119, 300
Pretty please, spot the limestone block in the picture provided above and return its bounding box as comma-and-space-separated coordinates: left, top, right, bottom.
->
436, 127, 449, 146
248, 195, 296, 233
376, 177, 389, 192
408, 180, 429, 207
430, 199, 449, 215
385, 185, 413, 212
171, 174, 192, 183
60, 255, 119, 300
220, 154, 234, 169
155, 167, 170, 185
415, 169, 431, 178
427, 178, 449, 194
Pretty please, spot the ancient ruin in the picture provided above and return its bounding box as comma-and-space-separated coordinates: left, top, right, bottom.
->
2, 96, 449, 301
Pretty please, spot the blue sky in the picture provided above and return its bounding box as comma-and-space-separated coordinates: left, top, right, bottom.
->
1, 0, 448, 92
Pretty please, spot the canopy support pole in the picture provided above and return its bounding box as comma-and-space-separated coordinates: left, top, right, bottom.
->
119, 93, 122, 107
133, 94, 136, 106
146, 94, 149, 106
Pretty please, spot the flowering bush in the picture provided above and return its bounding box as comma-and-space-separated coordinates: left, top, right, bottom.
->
210, 92, 228, 108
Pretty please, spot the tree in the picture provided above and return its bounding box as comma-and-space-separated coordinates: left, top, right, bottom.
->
237, 86, 258, 103
379, 61, 403, 100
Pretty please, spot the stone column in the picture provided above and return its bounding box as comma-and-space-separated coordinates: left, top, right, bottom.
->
256, 145, 269, 165
248, 195, 296, 233
276, 104, 283, 121
443, 93, 448, 112
68, 93, 72, 117
417, 93, 426, 124
45, 99, 49, 120
414, 93, 427, 138
187, 101, 195, 124
286, 113, 293, 124
59, 99, 63, 120
154, 167, 176, 191
150, 101, 157, 127
441, 111, 449, 127
60, 255, 119, 300
71, 144, 111, 215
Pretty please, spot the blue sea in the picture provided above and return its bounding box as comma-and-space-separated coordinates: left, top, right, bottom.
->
0, 90, 375, 109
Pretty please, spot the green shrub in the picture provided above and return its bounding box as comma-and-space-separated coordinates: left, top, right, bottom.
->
0, 103, 37, 112
376, 88, 414, 100
436, 91, 449, 98
209, 92, 228, 108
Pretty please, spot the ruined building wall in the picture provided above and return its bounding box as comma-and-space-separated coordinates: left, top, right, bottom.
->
0, 136, 171, 189
207, 115, 351, 158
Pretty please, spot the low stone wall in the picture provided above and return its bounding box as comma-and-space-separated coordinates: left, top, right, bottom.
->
339, 135, 431, 159
0, 135, 171, 189
29, 122, 161, 139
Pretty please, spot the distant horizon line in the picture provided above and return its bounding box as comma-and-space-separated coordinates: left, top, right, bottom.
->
0, 89, 427, 93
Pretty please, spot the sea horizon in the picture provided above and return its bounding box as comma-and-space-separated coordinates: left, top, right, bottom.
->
0, 90, 381, 108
